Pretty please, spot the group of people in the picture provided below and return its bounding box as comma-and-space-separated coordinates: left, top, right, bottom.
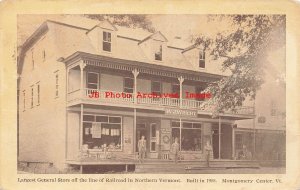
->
137, 136, 213, 167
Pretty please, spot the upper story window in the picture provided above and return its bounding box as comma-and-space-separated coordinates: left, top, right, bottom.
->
42, 50, 46, 62
103, 31, 111, 52
151, 81, 161, 95
87, 72, 99, 89
155, 44, 162, 61
31, 49, 35, 70
199, 50, 205, 68
30, 85, 34, 108
271, 100, 277, 116
23, 90, 26, 111
54, 71, 59, 98
36, 82, 40, 106
124, 77, 134, 93
172, 83, 180, 95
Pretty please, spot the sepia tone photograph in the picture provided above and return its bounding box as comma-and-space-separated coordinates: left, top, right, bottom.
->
16, 14, 286, 174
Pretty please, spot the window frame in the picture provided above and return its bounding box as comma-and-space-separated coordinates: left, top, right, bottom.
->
54, 70, 59, 98
171, 120, 202, 152
82, 114, 123, 151
23, 90, 26, 111
123, 77, 134, 93
151, 81, 162, 95
30, 85, 34, 108
36, 82, 40, 106
102, 31, 112, 52
199, 50, 205, 69
31, 49, 35, 70
86, 71, 100, 90
154, 44, 163, 61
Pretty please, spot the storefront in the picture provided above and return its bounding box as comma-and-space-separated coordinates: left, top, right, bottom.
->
67, 105, 238, 162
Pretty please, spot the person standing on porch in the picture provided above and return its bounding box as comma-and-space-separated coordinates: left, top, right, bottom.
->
204, 140, 213, 167
171, 137, 180, 164
138, 136, 146, 163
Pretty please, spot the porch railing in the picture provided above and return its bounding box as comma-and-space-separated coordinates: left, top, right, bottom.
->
67, 88, 254, 115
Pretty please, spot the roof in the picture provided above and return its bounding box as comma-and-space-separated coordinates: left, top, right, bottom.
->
18, 16, 225, 76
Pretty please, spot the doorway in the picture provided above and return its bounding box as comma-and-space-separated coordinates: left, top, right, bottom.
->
212, 128, 219, 159
136, 123, 148, 155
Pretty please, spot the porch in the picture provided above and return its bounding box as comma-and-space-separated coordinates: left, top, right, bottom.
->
67, 88, 255, 117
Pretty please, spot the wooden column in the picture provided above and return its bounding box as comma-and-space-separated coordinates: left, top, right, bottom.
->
179, 118, 182, 151
79, 104, 83, 150
79, 62, 86, 151
132, 69, 139, 154
79, 62, 86, 96
253, 100, 256, 159
232, 124, 235, 159
178, 76, 184, 108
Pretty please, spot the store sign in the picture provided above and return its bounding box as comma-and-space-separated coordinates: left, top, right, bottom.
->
165, 108, 197, 117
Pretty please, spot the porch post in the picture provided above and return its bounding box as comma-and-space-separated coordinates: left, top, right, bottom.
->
79, 62, 86, 96
232, 124, 235, 159
178, 76, 184, 108
132, 69, 139, 155
218, 116, 221, 159
132, 69, 140, 104
253, 100, 256, 159
79, 104, 83, 150
179, 118, 182, 151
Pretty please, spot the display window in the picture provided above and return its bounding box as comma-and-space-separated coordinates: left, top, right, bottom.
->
83, 114, 122, 151
171, 121, 202, 151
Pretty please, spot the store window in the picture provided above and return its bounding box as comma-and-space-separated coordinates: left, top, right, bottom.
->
87, 72, 99, 89
83, 114, 122, 151
171, 121, 202, 151
124, 77, 134, 93
103, 31, 111, 52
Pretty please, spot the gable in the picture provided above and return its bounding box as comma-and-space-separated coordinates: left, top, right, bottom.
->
98, 20, 117, 31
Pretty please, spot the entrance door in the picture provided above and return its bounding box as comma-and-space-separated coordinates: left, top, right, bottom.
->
136, 123, 147, 154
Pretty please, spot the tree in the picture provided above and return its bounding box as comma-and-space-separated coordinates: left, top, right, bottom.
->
84, 14, 155, 32
194, 15, 286, 115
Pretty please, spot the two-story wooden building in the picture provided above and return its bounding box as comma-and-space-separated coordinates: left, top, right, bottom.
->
18, 18, 255, 171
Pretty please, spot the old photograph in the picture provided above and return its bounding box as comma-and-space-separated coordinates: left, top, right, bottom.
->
16, 14, 286, 174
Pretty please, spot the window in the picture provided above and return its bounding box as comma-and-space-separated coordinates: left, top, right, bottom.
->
199, 50, 205, 68
83, 114, 122, 150
172, 83, 180, 95
23, 90, 26, 111
30, 85, 34, 108
36, 82, 40, 106
42, 50, 46, 62
151, 81, 161, 95
195, 86, 205, 101
54, 71, 59, 98
270, 100, 277, 116
171, 121, 202, 151
103, 31, 111, 52
124, 77, 134, 93
31, 49, 35, 70
155, 44, 162, 61
87, 72, 99, 89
